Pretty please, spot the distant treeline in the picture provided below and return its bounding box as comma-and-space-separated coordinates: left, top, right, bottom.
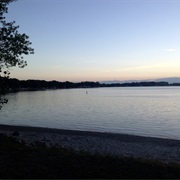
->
2, 78, 180, 92
4, 79, 101, 92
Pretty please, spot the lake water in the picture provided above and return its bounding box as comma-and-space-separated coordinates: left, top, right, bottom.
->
1, 87, 180, 140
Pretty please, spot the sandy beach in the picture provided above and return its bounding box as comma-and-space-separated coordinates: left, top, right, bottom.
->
1, 124, 180, 164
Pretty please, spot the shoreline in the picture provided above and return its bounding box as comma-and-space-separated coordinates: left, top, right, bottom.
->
1, 124, 180, 164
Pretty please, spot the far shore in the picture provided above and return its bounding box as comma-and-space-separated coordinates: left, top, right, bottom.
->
1, 124, 180, 164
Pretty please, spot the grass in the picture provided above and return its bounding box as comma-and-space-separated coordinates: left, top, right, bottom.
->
0, 133, 180, 179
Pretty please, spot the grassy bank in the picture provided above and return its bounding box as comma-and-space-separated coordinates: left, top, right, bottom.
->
0, 133, 180, 179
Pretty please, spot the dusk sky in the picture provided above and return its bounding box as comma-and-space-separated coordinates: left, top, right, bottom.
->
6, 0, 180, 82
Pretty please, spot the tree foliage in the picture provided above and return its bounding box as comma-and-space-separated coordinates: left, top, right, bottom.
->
0, 0, 34, 109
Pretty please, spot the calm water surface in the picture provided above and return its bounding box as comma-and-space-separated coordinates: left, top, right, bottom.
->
1, 87, 180, 140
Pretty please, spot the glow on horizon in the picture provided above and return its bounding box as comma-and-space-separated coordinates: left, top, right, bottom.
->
6, 0, 180, 82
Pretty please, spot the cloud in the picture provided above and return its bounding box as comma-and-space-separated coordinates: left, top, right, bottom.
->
118, 65, 161, 71
51, 65, 62, 69
86, 60, 96, 63
166, 48, 176, 52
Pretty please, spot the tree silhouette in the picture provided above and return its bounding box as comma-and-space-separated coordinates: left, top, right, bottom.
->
0, 0, 34, 109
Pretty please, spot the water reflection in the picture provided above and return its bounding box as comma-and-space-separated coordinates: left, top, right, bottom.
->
1, 87, 180, 140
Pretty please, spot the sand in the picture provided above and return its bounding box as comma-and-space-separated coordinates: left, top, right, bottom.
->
1, 124, 180, 164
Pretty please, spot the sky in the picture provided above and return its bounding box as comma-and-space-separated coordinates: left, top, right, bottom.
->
5, 0, 180, 82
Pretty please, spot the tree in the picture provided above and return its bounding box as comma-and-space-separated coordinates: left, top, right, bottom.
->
0, 0, 34, 109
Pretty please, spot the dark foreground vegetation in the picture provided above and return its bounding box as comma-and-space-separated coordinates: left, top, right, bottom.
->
1, 134, 180, 179
2, 78, 180, 93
